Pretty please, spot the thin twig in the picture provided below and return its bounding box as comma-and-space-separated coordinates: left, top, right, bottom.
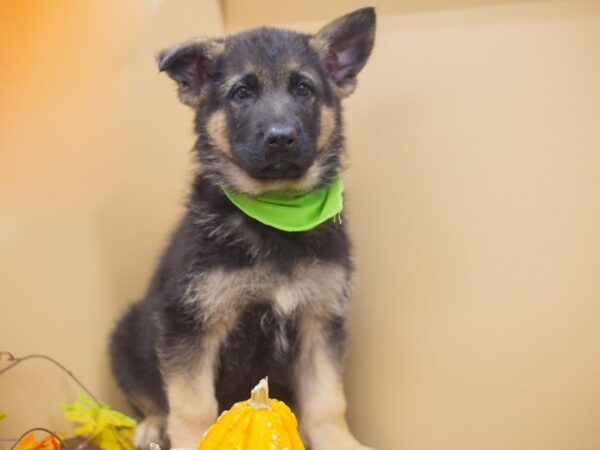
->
0, 351, 99, 403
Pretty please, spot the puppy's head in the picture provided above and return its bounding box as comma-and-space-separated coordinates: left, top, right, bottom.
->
158, 7, 375, 195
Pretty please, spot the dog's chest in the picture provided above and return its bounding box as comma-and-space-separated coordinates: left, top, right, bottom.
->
204, 262, 349, 410
187, 261, 349, 323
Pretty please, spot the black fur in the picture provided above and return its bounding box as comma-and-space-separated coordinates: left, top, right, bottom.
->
110, 7, 375, 448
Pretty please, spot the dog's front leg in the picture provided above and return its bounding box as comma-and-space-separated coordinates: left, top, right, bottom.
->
296, 318, 374, 450
164, 341, 220, 449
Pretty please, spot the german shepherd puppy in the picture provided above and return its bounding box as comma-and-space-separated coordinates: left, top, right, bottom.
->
110, 7, 376, 450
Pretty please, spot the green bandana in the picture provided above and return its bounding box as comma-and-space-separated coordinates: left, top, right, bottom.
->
222, 175, 344, 232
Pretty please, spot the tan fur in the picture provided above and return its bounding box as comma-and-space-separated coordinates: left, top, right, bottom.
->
178, 91, 202, 108
165, 330, 229, 448
246, 64, 272, 89
308, 35, 329, 62
204, 39, 225, 60
206, 110, 232, 157
285, 61, 301, 73
185, 262, 348, 322
335, 82, 357, 98
219, 74, 244, 98
222, 157, 326, 196
133, 415, 165, 449
295, 317, 372, 450
167, 267, 247, 448
185, 262, 348, 350
285, 62, 321, 87
274, 262, 348, 317
317, 106, 336, 151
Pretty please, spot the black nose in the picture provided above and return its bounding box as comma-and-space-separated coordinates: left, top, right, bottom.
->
265, 125, 297, 151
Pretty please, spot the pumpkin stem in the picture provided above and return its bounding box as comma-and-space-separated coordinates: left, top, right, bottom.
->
249, 377, 272, 410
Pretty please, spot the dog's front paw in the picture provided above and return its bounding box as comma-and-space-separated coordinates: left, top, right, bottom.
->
132, 415, 167, 450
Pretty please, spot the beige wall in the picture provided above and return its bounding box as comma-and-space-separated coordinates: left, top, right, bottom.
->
339, 3, 600, 450
2, 1, 600, 449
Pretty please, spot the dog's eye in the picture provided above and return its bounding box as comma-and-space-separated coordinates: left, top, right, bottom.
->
294, 81, 312, 97
233, 85, 252, 100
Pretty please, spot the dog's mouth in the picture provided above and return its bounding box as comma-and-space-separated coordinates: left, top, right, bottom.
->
230, 142, 314, 181
254, 161, 306, 180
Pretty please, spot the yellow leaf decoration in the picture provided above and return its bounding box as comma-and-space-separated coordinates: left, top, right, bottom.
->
61, 393, 137, 450
0, 411, 5, 421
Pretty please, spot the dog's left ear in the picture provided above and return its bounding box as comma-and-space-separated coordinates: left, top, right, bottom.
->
157, 38, 224, 107
311, 7, 376, 97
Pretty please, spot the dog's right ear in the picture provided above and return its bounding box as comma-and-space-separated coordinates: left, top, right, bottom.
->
157, 39, 224, 107
311, 7, 376, 98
